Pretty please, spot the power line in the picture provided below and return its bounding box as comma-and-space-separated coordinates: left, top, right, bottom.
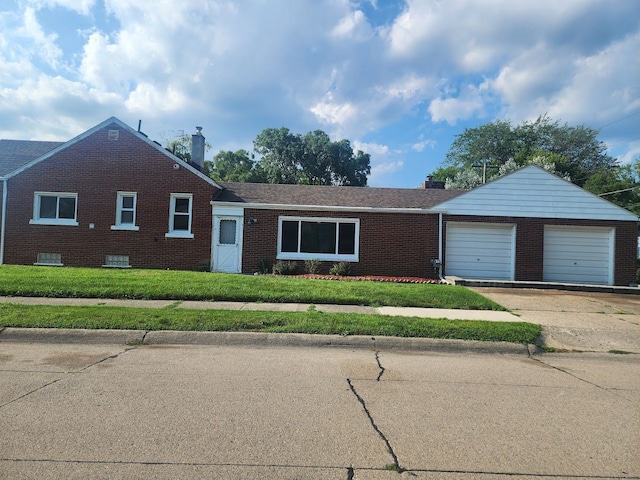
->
598, 111, 640, 130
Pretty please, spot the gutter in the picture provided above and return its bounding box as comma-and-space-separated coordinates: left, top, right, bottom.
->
210, 200, 436, 215
0, 177, 6, 264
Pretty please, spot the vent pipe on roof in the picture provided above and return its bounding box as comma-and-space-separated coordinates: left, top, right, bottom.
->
191, 126, 205, 172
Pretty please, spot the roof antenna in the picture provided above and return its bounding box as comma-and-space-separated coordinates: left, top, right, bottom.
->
137, 120, 142, 132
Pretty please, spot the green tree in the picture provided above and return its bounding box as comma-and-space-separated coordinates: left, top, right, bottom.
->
207, 149, 258, 182
442, 115, 617, 187
165, 133, 212, 162
583, 159, 640, 216
252, 127, 370, 186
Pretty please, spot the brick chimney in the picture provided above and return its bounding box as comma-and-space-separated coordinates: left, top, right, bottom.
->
191, 126, 205, 171
422, 175, 445, 189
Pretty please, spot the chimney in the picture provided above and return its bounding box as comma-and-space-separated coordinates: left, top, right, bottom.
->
191, 126, 205, 171
422, 175, 445, 189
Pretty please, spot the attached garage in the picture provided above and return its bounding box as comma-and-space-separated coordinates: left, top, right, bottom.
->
434, 166, 638, 286
543, 226, 614, 285
445, 222, 515, 280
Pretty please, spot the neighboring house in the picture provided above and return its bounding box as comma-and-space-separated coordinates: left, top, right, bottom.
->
0, 116, 637, 286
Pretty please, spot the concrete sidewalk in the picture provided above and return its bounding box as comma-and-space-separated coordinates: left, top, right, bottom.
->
0, 295, 518, 321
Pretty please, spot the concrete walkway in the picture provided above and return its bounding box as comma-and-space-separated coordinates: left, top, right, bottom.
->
0, 296, 518, 321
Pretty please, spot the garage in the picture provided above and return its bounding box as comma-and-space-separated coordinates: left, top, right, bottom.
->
445, 222, 515, 280
543, 226, 614, 285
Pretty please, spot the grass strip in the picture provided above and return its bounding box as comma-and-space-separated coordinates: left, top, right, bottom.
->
0, 266, 503, 310
0, 304, 539, 344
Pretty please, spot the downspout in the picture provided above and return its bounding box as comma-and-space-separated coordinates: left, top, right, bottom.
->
0, 178, 7, 264
437, 212, 449, 283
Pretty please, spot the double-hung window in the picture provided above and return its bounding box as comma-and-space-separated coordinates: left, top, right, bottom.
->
111, 192, 139, 230
166, 194, 194, 238
277, 216, 359, 261
30, 192, 78, 226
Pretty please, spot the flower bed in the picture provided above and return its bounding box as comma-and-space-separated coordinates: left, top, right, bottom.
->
295, 274, 444, 284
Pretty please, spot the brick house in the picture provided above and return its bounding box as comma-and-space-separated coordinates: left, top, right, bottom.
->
1, 117, 637, 285
0, 117, 222, 271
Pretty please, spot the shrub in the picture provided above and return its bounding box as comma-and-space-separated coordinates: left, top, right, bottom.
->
304, 258, 321, 274
257, 258, 271, 274
272, 260, 297, 275
329, 261, 351, 276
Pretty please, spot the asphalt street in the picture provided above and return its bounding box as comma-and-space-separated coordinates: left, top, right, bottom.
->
1, 342, 638, 479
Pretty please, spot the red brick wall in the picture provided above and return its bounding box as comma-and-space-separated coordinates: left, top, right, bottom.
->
241, 208, 441, 278
4, 124, 219, 270
443, 215, 637, 286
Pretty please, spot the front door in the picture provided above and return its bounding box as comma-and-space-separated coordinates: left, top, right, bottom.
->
213, 216, 242, 272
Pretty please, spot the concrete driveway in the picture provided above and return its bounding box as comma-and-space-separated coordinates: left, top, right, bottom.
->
471, 287, 640, 353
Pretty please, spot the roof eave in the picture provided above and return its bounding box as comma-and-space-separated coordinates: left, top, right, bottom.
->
210, 200, 441, 214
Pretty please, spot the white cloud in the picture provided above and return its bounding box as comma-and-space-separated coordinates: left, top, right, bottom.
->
26, 0, 96, 16
411, 139, 435, 152
330, 10, 372, 41
428, 83, 487, 125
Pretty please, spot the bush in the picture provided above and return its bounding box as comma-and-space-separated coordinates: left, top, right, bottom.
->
272, 260, 297, 275
304, 259, 321, 274
329, 261, 351, 276
257, 258, 271, 274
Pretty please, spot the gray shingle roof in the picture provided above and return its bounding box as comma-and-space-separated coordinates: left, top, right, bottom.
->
0, 140, 64, 177
215, 181, 464, 209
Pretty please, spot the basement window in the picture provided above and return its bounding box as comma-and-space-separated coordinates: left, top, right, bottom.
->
103, 255, 131, 268
35, 253, 63, 266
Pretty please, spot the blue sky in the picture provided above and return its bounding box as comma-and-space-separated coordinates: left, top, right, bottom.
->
0, 0, 638, 187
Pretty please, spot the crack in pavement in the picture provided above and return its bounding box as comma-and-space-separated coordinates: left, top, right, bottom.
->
530, 356, 634, 403
346, 378, 402, 473
0, 346, 137, 409
374, 351, 385, 381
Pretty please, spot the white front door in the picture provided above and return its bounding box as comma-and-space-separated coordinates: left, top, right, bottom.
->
213, 216, 243, 273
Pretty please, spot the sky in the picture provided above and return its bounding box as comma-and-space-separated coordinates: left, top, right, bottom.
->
0, 0, 638, 187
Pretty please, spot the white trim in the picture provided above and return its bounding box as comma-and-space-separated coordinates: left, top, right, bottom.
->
30, 192, 78, 226
166, 193, 194, 238
211, 200, 430, 214
277, 215, 359, 262
6, 116, 222, 189
111, 191, 139, 230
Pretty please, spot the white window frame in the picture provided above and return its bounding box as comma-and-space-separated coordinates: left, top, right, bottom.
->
277, 216, 359, 262
165, 193, 194, 239
111, 192, 139, 231
30, 192, 78, 226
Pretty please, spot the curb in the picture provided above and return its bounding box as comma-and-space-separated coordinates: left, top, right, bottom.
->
0, 328, 531, 355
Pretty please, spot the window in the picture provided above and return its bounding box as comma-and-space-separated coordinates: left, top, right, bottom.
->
35, 253, 62, 266
103, 255, 130, 268
277, 216, 359, 261
165, 194, 194, 238
30, 192, 78, 226
111, 192, 139, 230
219, 219, 237, 245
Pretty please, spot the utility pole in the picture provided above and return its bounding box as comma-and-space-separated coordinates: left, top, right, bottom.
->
472, 159, 499, 184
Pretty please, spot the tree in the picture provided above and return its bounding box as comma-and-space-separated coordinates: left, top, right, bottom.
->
583, 159, 640, 216
207, 149, 260, 182
251, 127, 370, 186
440, 115, 617, 187
165, 133, 212, 163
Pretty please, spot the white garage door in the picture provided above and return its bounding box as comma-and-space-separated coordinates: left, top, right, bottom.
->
445, 223, 515, 280
543, 226, 614, 285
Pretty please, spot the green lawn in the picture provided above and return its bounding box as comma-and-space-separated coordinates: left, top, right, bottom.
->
0, 303, 540, 344
0, 265, 504, 310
